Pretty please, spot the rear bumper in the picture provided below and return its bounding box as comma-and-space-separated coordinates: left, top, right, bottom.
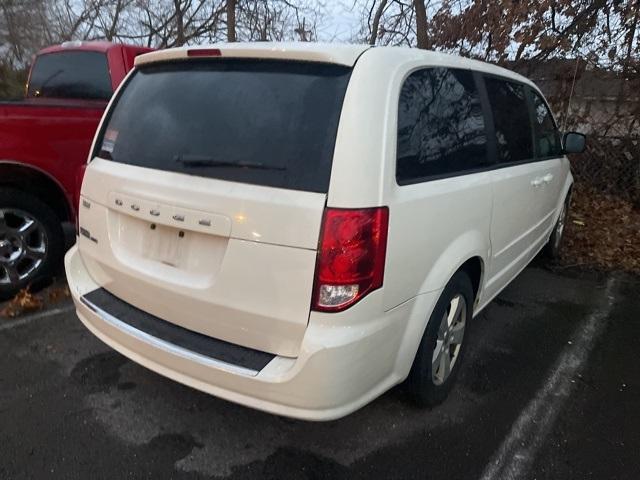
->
65, 244, 432, 420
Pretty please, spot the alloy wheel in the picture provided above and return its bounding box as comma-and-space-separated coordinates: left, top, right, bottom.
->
432, 294, 467, 385
0, 208, 48, 286
554, 203, 567, 249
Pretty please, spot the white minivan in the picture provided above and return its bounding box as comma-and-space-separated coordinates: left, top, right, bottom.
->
65, 43, 585, 420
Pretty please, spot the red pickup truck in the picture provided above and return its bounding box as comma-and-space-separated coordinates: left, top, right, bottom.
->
0, 41, 153, 300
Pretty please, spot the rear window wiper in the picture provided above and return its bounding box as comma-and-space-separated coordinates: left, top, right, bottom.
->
174, 155, 286, 171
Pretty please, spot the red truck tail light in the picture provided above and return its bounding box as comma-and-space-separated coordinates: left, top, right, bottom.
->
74, 163, 87, 228
312, 207, 389, 312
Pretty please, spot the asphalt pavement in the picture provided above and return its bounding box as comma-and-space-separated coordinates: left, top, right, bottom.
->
0, 264, 638, 480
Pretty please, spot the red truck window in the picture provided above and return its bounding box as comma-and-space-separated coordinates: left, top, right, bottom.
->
27, 51, 113, 101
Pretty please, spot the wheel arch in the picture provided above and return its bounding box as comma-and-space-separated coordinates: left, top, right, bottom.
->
417, 229, 489, 304
393, 236, 488, 381
0, 161, 73, 223
458, 256, 484, 307
553, 170, 574, 226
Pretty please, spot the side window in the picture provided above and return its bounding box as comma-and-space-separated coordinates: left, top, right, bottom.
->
27, 51, 112, 100
484, 78, 534, 163
530, 90, 562, 158
396, 67, 488, 183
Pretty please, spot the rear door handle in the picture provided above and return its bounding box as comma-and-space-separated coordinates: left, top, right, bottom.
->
542, 173, 554, 184
531, 178, 544, 187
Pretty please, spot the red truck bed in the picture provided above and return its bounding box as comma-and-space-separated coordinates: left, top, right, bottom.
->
0, 100, 107, 217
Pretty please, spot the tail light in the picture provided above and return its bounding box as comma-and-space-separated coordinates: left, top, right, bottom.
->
312, 207, 389, 312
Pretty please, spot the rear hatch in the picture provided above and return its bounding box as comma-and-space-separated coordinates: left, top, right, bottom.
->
78, 56, 353, 357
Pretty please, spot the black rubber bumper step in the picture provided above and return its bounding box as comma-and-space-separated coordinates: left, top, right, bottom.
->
82, 288, 275, 372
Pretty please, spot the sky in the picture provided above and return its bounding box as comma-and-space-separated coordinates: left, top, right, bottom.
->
319, 1, 362, 42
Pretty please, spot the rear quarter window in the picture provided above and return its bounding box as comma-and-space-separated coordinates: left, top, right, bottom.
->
396, 67, 489, 184
96, 59, 352, 193
28, 51, 112, 100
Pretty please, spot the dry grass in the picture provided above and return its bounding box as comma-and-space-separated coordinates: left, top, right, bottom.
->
0, 288, 44, 318
47, 284, 71, 303
0, 283, 70, 319
561, 185, 640, 274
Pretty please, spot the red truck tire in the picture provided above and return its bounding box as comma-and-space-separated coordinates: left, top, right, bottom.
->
0, 188, 64, 300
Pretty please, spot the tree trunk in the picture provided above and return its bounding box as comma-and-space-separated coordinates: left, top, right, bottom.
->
174, 0, 185, 46
624, 0, 639, 74
369, 0, 388, 45
107, 0, 124, 41
413, 0, 428, 49
227, 0, 236, 42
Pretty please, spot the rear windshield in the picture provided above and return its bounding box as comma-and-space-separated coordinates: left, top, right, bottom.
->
96, 59, 352, 193
28, 51, 112, 100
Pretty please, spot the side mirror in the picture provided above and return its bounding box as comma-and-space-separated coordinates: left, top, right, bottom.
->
562, 132, 586, 154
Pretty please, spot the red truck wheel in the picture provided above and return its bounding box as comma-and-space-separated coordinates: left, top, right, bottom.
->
0, 188, 64, 301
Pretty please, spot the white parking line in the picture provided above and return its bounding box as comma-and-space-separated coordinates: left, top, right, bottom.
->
0, 305, 75, 332
480, 276, 618, 480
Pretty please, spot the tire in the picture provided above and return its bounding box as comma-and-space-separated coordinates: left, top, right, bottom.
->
544, 194, 570, 259
408, 270, 474, 407
0, 188, 64, 301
